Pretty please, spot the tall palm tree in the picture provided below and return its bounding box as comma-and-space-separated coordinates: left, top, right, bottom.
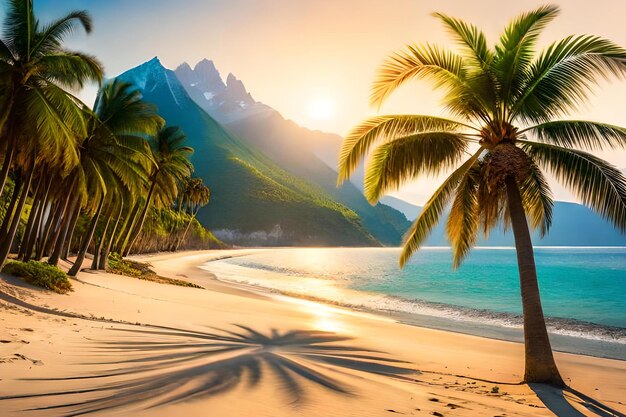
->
338, 5, 626, 386
0, 0, 102, 197
67, 80, 162, 276
0, 0, 102, 267
123, 126, 193, 255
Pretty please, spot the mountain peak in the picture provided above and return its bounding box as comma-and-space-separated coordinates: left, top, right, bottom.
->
175, 58, 271, 123
116, 57, 188, 108
144, 56, 164, 69
176, 61, 192, 72
226, 72, 237, 84
175, 62, 194, 83
225, 73, 248, 97
195, 58, 218, 73
176, 58, 225, 91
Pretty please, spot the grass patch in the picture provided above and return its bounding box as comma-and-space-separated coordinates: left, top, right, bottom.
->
2, 261, 73, 294
107, 253, 203, 289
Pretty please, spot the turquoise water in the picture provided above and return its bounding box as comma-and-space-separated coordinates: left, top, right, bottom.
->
207, 247, 626, 343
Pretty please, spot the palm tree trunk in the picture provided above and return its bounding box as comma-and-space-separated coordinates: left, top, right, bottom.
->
505, 176, 563, 386
91, 215, 111, 270
99, 201, 124, 270
117, 200, 141, 255
0, 176, 21, 238
68, 197, 104, 277
20, 176, 50, 261
175, 209, 198, 251
61, 203, 80, 260
37, 198, 65, 260
0, 169, 33, 268
48, 198, 78, 266
125, 181, 156, 256
0, 139, 15, 199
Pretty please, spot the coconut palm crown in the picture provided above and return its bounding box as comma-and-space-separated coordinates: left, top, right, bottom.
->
338, 5, 626, 385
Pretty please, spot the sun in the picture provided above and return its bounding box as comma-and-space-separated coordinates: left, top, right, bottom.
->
308, 97, 335, 120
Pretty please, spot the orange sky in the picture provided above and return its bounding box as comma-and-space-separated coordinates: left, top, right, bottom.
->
40, 0, 626, 205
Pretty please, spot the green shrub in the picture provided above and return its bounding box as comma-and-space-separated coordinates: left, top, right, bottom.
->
2, 261, 73, 294
108, 252, 142, 277
107, 252, 202, 289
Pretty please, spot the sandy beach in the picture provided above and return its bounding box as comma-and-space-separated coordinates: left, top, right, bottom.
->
0, 250, 624, 417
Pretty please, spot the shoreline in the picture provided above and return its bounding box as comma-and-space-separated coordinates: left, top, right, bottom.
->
196, 248, 626, 361
1, 249, 625, 416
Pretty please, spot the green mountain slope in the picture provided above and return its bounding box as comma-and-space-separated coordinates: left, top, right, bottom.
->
116, 58, 378, 246
224, 112, 411, 245
174, 61, 411, 245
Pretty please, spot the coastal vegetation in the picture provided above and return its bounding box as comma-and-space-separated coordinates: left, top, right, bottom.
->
339, 4, 626, 385
107, 253, 203, 288
0, 0, 215, 283
2, 260, 72, 293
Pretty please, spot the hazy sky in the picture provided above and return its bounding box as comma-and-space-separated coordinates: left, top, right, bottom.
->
24, 0, 626, 205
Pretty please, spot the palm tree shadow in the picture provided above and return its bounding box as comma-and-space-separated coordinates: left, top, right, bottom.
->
1, 324, 418, 416
530, 384, 625, 417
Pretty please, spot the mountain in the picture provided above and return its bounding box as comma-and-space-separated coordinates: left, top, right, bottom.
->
175, 60, 411, 245
380, 196, 421, 220
174, 59, 273, 123
403, 201, 626, 246
116, 57, 378, 246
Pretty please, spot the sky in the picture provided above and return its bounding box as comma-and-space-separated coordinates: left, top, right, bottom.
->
21, 0, 626, 205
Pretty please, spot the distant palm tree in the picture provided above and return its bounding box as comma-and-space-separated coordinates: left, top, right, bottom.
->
123, 126, 194, 255
338, 5, 626, 385
173, 177, 210, 250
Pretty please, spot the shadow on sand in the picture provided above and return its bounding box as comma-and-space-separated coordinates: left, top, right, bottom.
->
530, 383, 625, 417
0, 324, 418, 416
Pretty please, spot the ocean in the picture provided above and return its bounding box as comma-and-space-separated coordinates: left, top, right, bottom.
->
202, 247, 626, 359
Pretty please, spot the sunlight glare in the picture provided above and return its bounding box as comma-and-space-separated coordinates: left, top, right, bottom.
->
308, 97, 335, 120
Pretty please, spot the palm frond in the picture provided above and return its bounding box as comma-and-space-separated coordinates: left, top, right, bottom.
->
3, 0, 36, 57
24, 83, 83, 173
31, 10, 92, 55
518, 158, 553, 235
35, 51, 103, 88
521, 120, 626, 151
94, 80, 162, 135
400, 149, 483, 267
364, 131, 467, 203
337, 115, 470, 184
433, 12, 493, 71
493, 4, 560, 106
513, 35, 626, 122
0, 38, 15, 61
446, 164, 480, 268
476, 168, 509, 237
370, 43, 483, 115
520, 140, 626, 231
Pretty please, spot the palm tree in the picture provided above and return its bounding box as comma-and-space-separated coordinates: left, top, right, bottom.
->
67, 80, 162, 276
172, 177, 210, 251
123, 126, 193, 255
338, 5, 626, 386
0, 0, 103, 267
